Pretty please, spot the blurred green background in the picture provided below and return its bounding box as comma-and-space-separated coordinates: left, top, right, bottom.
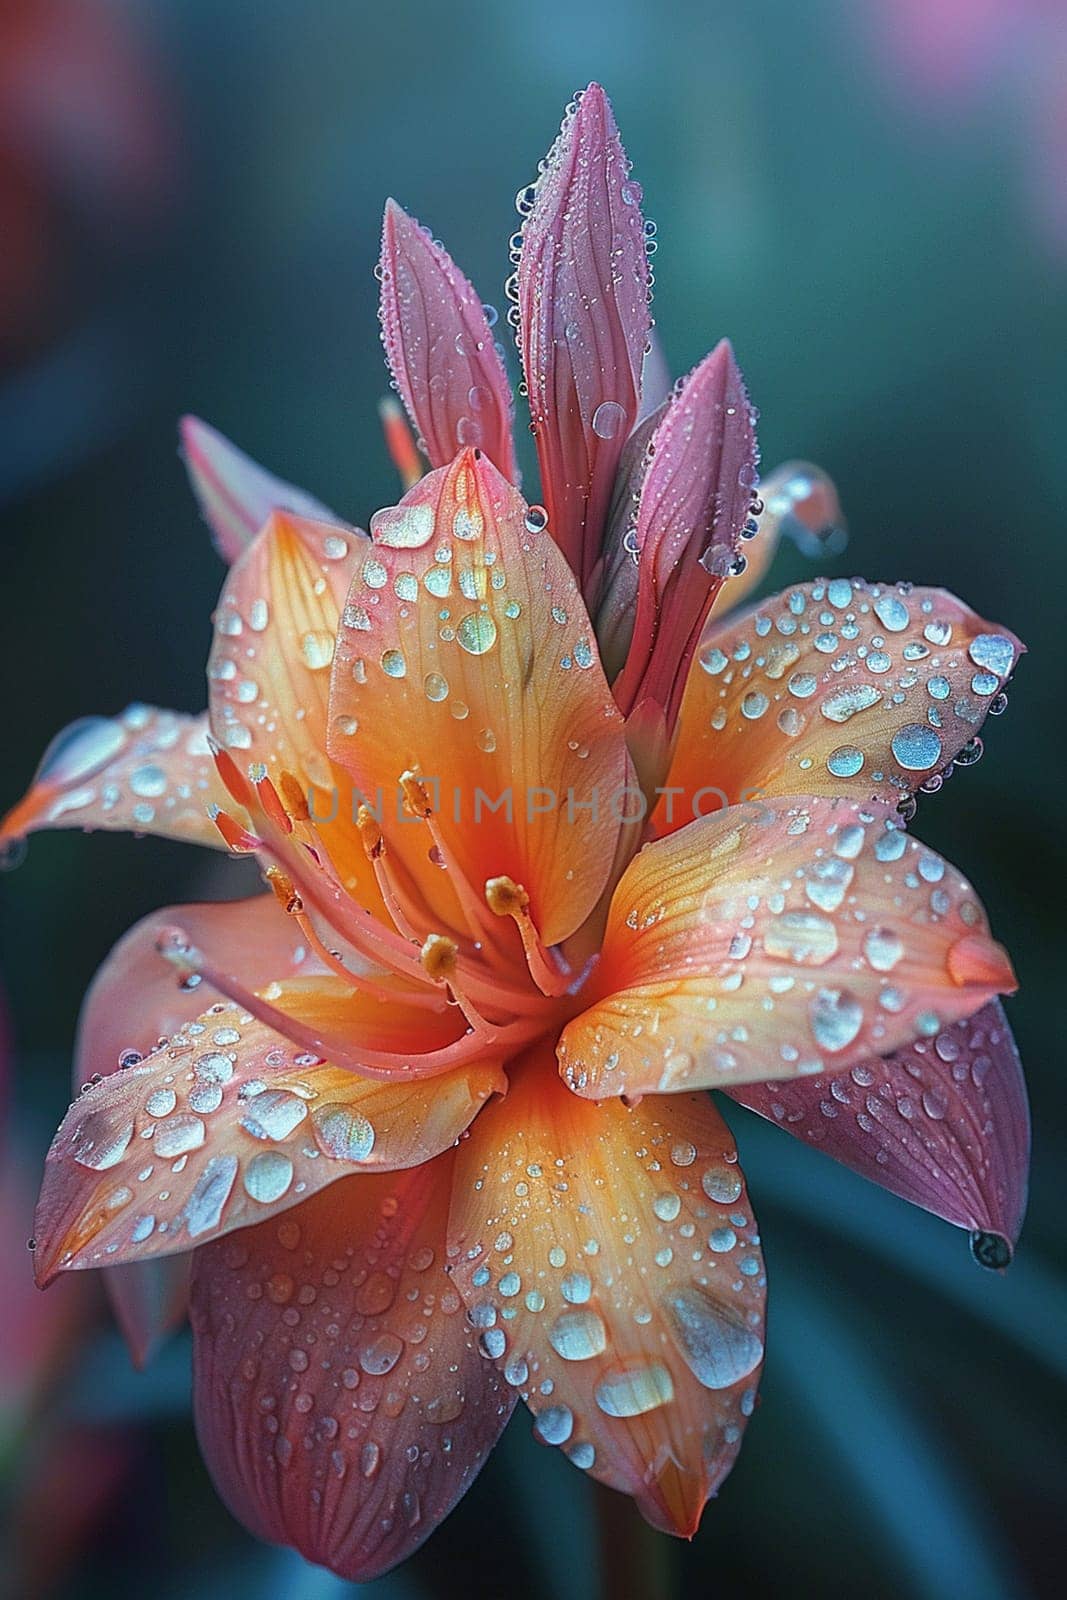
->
1, 1, 1065, 1596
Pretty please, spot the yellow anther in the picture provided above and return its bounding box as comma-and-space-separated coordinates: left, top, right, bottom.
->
278, 770, 311, 822
266, 864, 299, 910
399, 770, 433, 818
420, 933, 458, 984
356, 804, 384, 858
485, 875, 530, 918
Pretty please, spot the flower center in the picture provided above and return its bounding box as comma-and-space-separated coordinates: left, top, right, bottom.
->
199, 747, 592, 1078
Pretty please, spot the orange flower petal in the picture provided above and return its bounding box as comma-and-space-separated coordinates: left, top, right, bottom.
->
558, 795, 1016, 1100
448, 1057, 765, 1536
658, 579, 1024, 830
1, 706, 232, 851
191, 1155, 515, 1581
207, 511, 379, 898
34, 999, 503, 1284
328, 450, 629, 946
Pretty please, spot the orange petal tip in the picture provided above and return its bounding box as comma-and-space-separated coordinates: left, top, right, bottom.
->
638, 1454, 710, 1539
947, 934, 1017, 992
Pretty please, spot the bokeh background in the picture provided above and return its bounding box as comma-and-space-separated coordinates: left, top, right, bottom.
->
1, 1, 1065, 1596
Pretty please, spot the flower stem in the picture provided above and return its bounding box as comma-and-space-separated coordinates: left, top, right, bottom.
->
594, 1483, 673, 1600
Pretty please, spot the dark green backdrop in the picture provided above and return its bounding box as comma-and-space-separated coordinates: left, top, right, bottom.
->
1, 2, 1064, 1597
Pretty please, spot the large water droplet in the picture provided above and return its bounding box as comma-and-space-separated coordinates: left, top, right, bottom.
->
891, 724, 943, 772
663, 1286, 763, 1389
313, 1104, 376, 1162
591, 400, 626, 440
243, 1150, 294, 1203
548, 1308, 607, 1361
810, 987, 864, 1052
595, 1362, 675, 1417
239, 1090, 308, 1141
36, 716, 126, 786
456, 613, 498, 655
534, 1404, 574, 1445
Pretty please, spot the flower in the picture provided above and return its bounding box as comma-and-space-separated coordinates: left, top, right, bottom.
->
2, 83, 1029, 1580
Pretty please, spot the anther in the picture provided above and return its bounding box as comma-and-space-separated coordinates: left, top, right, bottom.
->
210, 743, 255, 807
279, 770, 311, 822
356, 804, 385, 858
212, 808, 260, 853
484, 875, 571, 997
485, 875, 529, 917
265, 864, 297, 909
420, 933, 459, 984
399, 770, 433, 818
254, 772, 293, 835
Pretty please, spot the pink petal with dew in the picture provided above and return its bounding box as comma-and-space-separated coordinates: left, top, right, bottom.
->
191, 1155, 515, 1581
611, 340, 758, 724
517, 82, 650, 588
379, 201, 516, 481
728, 999, 1029, 1263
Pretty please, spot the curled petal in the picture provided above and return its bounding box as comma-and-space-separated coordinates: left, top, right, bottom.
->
660, 578, 1024, 830
328, 450, 629, 947
728, 999, 1029, 1254
180, 416, 344, 564
191, 1156, 515, 1581
34, 999, 501, 1283
73, 895, 319, 1363
379, 201, 516, 480
518, 82, 651, 587
558, 795, 1016, 1100
1, 706, 233, 852
704, 460, 847, 626
755, 460, 847, 558
610, 341, 759, 725
449, 1057, 765, 1536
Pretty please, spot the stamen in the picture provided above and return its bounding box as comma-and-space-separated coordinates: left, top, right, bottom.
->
357, 803, 425, 942
398, 769, 511, 958
420, 933, 458, 984
485, 874, 573, 997
157, 922, 503, 1077
239, 769, 428, 985
265, 866, 446, 1010
155, 926, 369, 1073
211, 807, 260, 853
418, 932, 500, 1036
380, 396, 423, 489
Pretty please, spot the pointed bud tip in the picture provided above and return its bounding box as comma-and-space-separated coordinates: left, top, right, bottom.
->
381, 195, 410, 233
